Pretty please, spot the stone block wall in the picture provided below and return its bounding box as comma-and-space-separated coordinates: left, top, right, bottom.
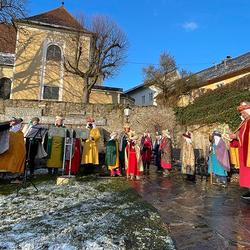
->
0, 100, 177, 135
1, 99, 230, 152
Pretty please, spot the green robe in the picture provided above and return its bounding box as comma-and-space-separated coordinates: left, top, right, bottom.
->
105, 140, 118, 166
47, 125, 66, 168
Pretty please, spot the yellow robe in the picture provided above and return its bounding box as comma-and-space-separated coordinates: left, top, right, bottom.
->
229, 147, 240, 169
81, 128, 100, 165
0, 131, 26, 173
181, 140, 195, 175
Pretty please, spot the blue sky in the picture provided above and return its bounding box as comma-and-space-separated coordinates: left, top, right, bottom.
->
27, 0, 250, 90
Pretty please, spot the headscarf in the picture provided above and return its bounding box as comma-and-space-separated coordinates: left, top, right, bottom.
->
237, 102, 250, 115
162, 129, 171, 139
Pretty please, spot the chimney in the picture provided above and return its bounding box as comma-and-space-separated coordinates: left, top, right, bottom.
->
222, 56, 232, 67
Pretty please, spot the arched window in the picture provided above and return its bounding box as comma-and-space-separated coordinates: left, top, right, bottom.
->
46, 44, 62, 62
0, 78, 11, 99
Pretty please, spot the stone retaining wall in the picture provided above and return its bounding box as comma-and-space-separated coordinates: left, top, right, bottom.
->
1, 99, 230, 151
0, 99, 176, 139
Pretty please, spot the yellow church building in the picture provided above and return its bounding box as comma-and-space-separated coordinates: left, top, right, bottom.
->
0, 5, 132, 105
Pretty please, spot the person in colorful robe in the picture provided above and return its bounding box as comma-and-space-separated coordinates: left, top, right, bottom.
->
209, 131, 230, 187
181, 131, 196, 182
160, 129, 173, 177
47, 115, 66, 175
65, 130, 82, 176
230, 102, 250, 201
140, 131, 153, 175
0, 117, 26, 183
24, 117, 42, 177
81, 117, 101, 170
153, 132, 162, 172
119, 123, 130, 174
229, 140, 240, 169
125, 132, 143, 180
105, 132, 121, 177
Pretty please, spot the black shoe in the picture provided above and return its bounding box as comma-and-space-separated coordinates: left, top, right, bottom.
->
241, 191, 250, 203
241, 191, 250, 199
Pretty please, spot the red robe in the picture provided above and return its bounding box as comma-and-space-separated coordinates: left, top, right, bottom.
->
160, 137, 172, 169
65, 139, 81, 175
126, 143, 141, 177
237, 118, 250, 188
141, 136, 153, 163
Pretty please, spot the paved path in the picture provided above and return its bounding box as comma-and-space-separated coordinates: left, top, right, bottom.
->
131, 170, 250, 250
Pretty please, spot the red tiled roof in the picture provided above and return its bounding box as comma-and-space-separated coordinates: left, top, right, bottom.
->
24, 6, 86, 31
0, 23, 17, 54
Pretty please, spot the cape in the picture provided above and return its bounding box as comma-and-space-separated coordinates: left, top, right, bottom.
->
216, 138, 230, 171
238, 118, 250, 168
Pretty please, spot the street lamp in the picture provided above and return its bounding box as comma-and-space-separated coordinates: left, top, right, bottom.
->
124, 105, 131, 123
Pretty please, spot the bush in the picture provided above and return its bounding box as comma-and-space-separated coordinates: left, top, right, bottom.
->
175, 76, 250, 130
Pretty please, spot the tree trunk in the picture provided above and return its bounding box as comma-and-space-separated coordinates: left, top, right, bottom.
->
83, 87, 90, 104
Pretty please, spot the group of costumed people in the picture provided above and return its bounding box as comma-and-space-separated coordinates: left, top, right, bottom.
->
105, 125, 174, 180
0, 115, 101, 183
180, 101, 250, 201
0, 101, 249, 202
106, 101, 250, 202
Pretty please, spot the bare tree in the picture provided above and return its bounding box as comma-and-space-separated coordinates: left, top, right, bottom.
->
0, 0, 27, 23
64, 15, 128, 103
143, 52, 201, 106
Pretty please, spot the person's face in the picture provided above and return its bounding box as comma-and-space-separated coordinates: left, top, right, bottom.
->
10, 120, 16, 126
56, 119, 63, 126
241, 111, 250, 120
32, 120, 38, 126
124, 127, 130, 133
88, 123, 93, 129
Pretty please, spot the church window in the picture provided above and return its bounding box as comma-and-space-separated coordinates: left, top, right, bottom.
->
46, 45, 62, 62
0, 78, 11, 99
43, 85, 59, 100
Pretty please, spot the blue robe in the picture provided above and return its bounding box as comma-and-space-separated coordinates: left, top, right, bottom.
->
209, 144, 227, 177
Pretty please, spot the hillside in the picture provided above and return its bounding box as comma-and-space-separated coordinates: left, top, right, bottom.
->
175, 75, 250, 130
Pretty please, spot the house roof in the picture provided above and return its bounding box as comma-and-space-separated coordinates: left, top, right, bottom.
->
0, 53, 15, 66
92, 85, 123, 92
126, 52, 250, 94
196, 52, 250, 84
21, 6, 89, 33
0, 23, 17, 54
125, 83, 145, 94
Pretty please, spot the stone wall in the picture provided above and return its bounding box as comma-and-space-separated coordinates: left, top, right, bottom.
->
1, 99, 230, 152
0, 100, 176, 137
185, 123, 232, 156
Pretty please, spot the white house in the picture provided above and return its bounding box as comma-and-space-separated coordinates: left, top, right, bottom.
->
125, 84, 161, 106
125, 70, 180, 106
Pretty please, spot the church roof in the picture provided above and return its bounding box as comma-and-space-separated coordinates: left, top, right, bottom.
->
22, 6, 89, 32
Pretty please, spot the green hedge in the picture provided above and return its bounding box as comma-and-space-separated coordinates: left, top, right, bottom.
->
175, 79, 250, 130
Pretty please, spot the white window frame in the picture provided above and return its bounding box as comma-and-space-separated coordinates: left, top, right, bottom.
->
39, 40, 64, 101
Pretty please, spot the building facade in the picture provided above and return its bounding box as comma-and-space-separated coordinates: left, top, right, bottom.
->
178, 53, 250, 106
125, 70, 180, 106
0, 5, 132, 105
125, 84, 160, 106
